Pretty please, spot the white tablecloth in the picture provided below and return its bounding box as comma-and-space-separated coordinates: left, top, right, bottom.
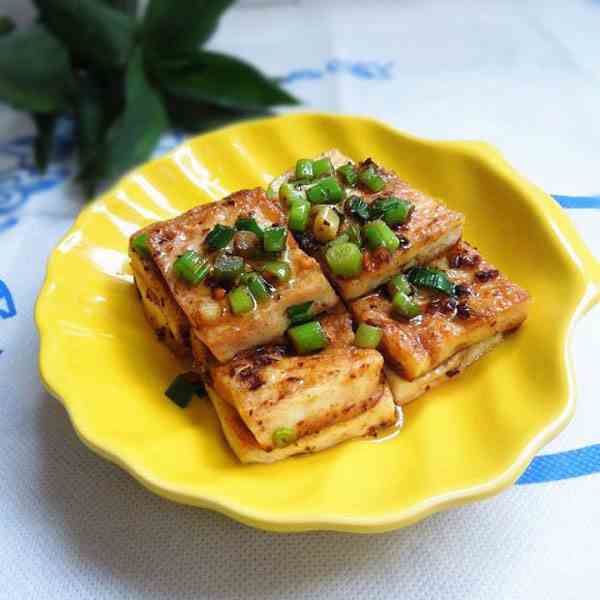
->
1, 1, 600, 598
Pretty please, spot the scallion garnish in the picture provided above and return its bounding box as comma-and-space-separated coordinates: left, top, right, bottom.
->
173, 250, 210, 285
259, 260, 292, 283
369, 196, 413, 225
212, 253, 245, 284
132, 232, 150, 257
387, 273, 412, 297
295, 159, 314, 180
228, 285, 256, 314
407, 266, 456, 296
235, 216, 264, 239
272, 427, 297, 448
307, 176, 345, 205
279, 182, 307, 206
205, 224, 235, 250
325, 242, 363, 278
287, 320, 328, 354
312, 205, 340, 242
165, 372, 205, 409
354, 323, 383, 348
392, 291, 421, 319
362, 220, 400, 253
288, 198, 311, 232
346, 195, 370, 221
263, 225, 288, 253
287, 301, 314, 325
240, 272, 272, 302
312, 157, 334, 178
359, 165, 385, 192
337, 163, 358, 187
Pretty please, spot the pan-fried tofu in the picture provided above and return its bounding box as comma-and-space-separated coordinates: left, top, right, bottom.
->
129, 238, 191, 357
272, 150, 465, 300
146, 188, 338, 363
208, 381, 397, 463
385, 334, 503, 405
351, 241, 530, 383
208, 310, 388, 450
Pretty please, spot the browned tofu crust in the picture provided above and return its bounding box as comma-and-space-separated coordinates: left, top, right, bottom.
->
351, 241, 530, 380
145, 188, 338, 363
207, 309, 386, 450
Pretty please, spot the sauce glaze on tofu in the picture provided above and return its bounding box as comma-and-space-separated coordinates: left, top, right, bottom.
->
351, 241, 530, 381
146, 188, 338, 363
272, 150, 464, 300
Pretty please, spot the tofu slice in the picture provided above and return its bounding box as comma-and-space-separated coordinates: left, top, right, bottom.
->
129, 239, 191, 358
146, 188, 339, 363
208, 382, 398, 463
208, 310, 386, 450
385, 333, 503, 405
351, 241, 530, 381
272, 149, 465, 300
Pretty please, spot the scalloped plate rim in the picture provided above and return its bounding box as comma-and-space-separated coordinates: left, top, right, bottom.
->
36, 112, 600, 533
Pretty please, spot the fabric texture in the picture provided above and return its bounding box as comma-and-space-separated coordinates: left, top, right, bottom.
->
1, 1, 600, 598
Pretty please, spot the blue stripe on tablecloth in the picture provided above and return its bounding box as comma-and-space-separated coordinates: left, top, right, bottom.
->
517, 444, 600, 484
553, 194, 600, 209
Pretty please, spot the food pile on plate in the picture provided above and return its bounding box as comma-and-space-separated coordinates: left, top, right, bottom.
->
129, 150, 530, 463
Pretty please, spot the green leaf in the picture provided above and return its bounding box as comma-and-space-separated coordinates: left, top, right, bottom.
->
103, 0, 138, 16
165, 95, 270, 134
0, 25, 75, 112
75, 73, 110, 170
35, 0, 135, 68
0, 16, 16, 35
155, 51, 298, 111
142, 0, 236, 58
81, 47, 167, 192
33, 113, 57, 171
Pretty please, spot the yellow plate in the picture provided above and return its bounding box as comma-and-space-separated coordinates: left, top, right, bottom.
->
36, 113, 600, 533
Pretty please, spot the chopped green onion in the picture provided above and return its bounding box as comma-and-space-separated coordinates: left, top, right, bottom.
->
362, 220, 400, 253
259, 260, 291, 283
307, 176, 345, 205
263, 225, 287, 252
205, 224, 235, 250
295, 159, 314, 180
235, 216, 264, 239
272, 427, 296, 448
359, 165, 385, 192
387, 273, 412, 297
392, 291, 421, 319
288, 198, 311, 232
228, 286, 256, 314
132, 232, 150, 257
370, 196, 413, 225
407, 267, 456, 295
279, 182, 307, 206
173, 250, 210, 285
344, 223, 362, 246
312, 157, 333, 178
325, 242, 363, 278
326, 233, 350, 249
287, 301, 314, 325
312, 205, 340, 242
240, 272, 272, 302
287, 320, 328, 354
337, 163, 358, 187
346, 195, 370, 221
212, 253, 244, 284
165, 373, 205, 409
355, 323, 383, 348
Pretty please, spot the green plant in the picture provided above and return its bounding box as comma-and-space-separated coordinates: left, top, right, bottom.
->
0, 1, 298, 193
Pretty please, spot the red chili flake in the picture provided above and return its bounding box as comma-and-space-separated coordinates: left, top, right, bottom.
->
456, 303, 471, 320
454, 284, 471, 297
450, 253, 481, 269
212, 287, 226, 300
446, 368, 460, 378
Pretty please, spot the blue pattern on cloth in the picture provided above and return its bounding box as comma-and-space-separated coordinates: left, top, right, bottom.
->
517, 445, 600, 484
0, 279, 17, 320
